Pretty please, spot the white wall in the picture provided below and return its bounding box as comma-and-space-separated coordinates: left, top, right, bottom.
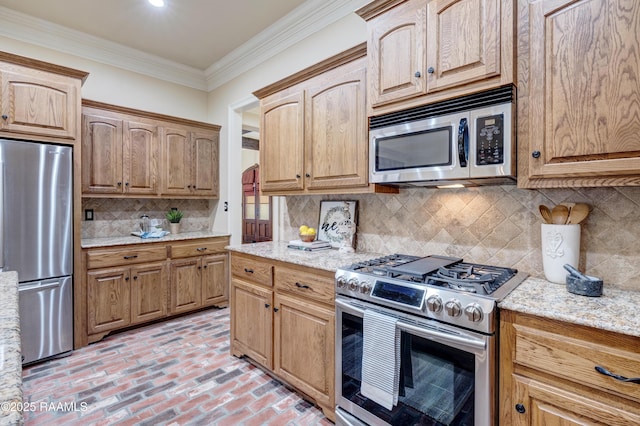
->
0, 35, 208, 121
207, 13, 367, 244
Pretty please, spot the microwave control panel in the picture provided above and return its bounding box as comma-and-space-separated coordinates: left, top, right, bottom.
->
476, 113, 504, 165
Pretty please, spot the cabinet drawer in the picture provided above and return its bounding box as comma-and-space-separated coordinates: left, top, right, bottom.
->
274, 266, 334, 305
170, 239, 228, 259
86, 246, 167, 269
514, 323, 640, 403
231, 255, 272, 287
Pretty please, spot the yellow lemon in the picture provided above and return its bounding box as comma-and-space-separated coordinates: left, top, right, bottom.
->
308, 227, 316, 235
299, 225, 309, 234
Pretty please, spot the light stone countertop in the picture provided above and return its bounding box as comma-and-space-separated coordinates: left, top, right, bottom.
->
0, 271, 23, 426
226, 241, 383, 273
499, 276, 640, 338
81, 231, 231, 249
228, 241, 640, 338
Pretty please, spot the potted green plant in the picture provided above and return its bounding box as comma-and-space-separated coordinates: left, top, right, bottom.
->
166, 209, 184, 234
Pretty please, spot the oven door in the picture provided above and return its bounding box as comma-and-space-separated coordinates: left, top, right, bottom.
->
335, 297, 494, 426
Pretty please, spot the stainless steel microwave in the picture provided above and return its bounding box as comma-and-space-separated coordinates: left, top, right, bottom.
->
369, 85, 516, 187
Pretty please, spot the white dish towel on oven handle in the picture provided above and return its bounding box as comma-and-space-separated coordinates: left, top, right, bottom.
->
360, 308, 401, 410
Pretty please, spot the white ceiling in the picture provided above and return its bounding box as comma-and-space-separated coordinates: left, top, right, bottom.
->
0, 0, 370, 91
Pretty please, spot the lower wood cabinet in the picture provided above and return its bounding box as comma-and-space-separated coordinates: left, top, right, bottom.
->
230, 252, 336, 421
82, 236, 229, 344
500, 309, 640, 425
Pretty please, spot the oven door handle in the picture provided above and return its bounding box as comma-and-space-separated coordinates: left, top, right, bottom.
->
336, 298, 486, 353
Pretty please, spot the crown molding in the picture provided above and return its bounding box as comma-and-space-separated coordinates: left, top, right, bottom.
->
0, 6, 207, 90
0, 0, 371, 93
204, 0, 371, 91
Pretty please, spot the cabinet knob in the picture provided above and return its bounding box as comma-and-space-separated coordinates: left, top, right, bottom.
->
515, 404, 526, 414
531, 151, 541, 158
203, 265, 207, 269
305, 173, 310, 178
296, 174, 301, 179
125, 182, 129, 187
125, 276, 129, 281
427, 67, 435, 74
1, 114, 7, 120
133, 276, 138, 280
273, 307, 279, 313
117, 182, 122, 187
265, 303, 270, 309
414, 71, 421, 78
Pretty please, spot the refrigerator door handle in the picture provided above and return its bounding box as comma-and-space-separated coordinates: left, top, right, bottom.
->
0, 162, 4, 269
19, 280, 64, 292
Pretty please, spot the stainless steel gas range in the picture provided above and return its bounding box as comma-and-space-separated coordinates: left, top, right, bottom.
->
334, 254, 528, 426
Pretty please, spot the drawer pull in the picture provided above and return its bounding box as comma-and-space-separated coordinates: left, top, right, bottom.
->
196, 247, 208, 252
595, 366, 640, 384
244, 268, 254, 273
295, 282, 310, 289
123, 255, 138, 260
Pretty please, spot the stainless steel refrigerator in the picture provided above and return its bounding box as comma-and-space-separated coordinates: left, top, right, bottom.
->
0, 138, 73, 364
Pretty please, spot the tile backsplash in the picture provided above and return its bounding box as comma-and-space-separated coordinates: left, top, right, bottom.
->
282, 186, 640, 291
82, 198, 212, 238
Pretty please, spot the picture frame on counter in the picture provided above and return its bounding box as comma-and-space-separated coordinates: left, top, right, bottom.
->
318, 200, 358, 249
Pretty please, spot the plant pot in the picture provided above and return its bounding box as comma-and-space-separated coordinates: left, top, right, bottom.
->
169, 222, 181, 234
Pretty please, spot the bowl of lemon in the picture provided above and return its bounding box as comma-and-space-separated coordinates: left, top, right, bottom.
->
299, 225, 317, 242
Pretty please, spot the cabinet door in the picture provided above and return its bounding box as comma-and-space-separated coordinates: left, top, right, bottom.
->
0, 67, 78, 140
161, 126, 192, 195
527, 0, 640, 181
273, 293, 335, 410
367, 0, 427, 106
191, 130, 219, 197
230, 279, 273, 369
511, 375, 640, 425
130, 262, 167, 325
123, 120, 158, 195
201, 254, 228, 307
305, 61, 368, 190
260, 91, 305, 192
169, 257, 201, 314
87, 267, 130, 334
81, 114, 123, 194
426, 0, 500, 92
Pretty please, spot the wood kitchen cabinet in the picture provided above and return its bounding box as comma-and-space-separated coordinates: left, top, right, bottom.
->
518, 0, 640, 188
357, 0, 514, 116
168, 239, 229, 313
0, 55, 85, 142
82, 111, 158, 195
81, 100, 220, 198
499, 310, 640, 425
230, 252, 336, 421
254, 44, 396, 196
85, 245, 168, 340
82, 236, 229, 344
161, 127, 219, 197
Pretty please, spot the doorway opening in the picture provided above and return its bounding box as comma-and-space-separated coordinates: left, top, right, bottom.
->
242, 164, 272, 243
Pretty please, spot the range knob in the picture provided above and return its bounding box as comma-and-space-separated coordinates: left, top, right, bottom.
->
445, 299, 462, 317
360, 281, 372, 294
426, 295, 443, 313
348, 278, 359, 292
336, 276, 347, 288
464, 303, 484, 322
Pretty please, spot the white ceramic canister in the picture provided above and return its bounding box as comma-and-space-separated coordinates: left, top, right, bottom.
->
541, 223, 581, 283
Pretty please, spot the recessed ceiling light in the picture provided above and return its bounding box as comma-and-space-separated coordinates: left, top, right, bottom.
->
148, 0, 165, 7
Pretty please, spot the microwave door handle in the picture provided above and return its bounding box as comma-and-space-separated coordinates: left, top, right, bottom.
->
457, 118, 468, 167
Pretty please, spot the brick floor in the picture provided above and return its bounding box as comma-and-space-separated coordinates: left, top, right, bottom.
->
21, 308, 333, 425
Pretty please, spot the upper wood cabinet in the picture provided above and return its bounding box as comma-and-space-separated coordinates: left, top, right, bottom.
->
357, 0, 514, 116
81, 100, 220, 198
82, 112, 158, 195
162, 128, 219, 197
254, 44, 397, 196
0, 54, 87, 143
518, 0, 640, 188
